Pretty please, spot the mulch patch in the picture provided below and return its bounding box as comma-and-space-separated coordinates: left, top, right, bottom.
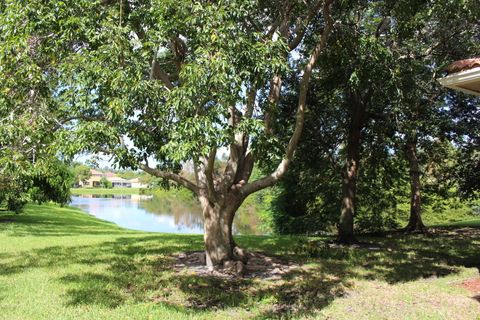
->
459, 278, 480, 293
457, 278, 480, 303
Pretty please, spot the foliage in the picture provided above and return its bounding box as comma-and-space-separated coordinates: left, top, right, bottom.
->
72, 164, 91, 186
99, 176, 113, 189
0, 0, 77, 211
266, 1, 401, 234
446, 94, 480, 198
30, 159, 74, 205
12, 0, 289, 169
0, 168, 30, 213
0, 158, 73, 212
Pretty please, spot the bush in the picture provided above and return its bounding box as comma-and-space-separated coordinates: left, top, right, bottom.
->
100, 177, 113, 189
30, 159, 74, 206
0, 158, 74, 212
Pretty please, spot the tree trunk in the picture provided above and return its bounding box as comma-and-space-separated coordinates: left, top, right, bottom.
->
338, 145, 360, 244
404, 140, 427, 233
338, 94, 365, 244
199, 195, 243, 269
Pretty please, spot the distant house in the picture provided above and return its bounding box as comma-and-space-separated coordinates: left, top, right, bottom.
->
107, 176, 132, 188
77, 169, 152, 189
128, 178, 149, 188
79, 169, 133, 188
79, 169, 103, 187
104, 172, 117, 179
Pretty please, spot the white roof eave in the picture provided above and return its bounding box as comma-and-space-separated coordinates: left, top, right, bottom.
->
438, 67, 480, 96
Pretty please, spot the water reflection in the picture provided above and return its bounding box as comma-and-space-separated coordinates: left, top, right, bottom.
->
138, 196, 204, 232
78, 194, 149, 199
70, 194, 262, 235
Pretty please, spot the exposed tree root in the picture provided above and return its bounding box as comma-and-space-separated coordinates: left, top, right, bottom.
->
335, 234, 359, 245
403, 223, 429, 234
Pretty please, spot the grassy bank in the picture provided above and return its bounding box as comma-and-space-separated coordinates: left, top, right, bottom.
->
437, 219, 480, 228
0, 204, 479, 319
71, 187, 143, 195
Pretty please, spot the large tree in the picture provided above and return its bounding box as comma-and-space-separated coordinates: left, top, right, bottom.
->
3, 0, 336, 269
294, 1, 399, 243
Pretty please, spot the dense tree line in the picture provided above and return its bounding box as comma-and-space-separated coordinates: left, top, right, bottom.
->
267, 0, 479, 240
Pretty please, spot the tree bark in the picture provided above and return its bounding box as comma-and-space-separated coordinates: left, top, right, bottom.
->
338, 134, 360, 244
404, 139, 427, 233
338, 94, 365, 244
199, 194, 243, 269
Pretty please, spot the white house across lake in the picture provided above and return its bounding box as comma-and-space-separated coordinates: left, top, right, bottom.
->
79, 169, 149, 188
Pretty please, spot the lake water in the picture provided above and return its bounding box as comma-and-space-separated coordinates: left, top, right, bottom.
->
70, 194, 262, 235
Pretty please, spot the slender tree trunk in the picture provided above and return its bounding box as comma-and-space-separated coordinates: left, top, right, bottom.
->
338, 94, 365, 244
338, 136, 360, 244
404, 140, 427, 233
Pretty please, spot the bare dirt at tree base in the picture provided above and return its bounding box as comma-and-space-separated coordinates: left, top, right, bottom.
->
456, 277, 480, 303
173, 251, 301, 280
459, 278, 480, 293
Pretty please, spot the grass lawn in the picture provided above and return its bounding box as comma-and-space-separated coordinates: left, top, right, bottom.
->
437, 219, 480, 228
71, 188, 144, 195
0, 204, 479, 319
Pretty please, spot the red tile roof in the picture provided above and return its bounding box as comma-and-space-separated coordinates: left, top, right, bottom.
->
90, 169, 103, 176
104, 172, 117, 177
445, 58, 480, 74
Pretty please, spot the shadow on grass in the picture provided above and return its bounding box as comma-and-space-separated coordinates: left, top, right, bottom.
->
1, 206, 480, 318
1, 231, 479, 318
0, 231, 350, 317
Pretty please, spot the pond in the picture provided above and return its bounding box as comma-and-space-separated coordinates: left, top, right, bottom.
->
70, 194, 263, 235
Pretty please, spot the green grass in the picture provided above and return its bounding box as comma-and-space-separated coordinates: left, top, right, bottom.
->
437, 219, 480, 228
1, 204, 479, 319
71, 188, 143, 195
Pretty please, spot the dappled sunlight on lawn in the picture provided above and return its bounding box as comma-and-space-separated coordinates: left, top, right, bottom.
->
1, 204, 479, 319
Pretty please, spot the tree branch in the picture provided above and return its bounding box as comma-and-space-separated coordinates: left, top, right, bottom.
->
140, 163, 199, 194
222, 106, 243, 191
241, 0, 334, 197
288, 0, 323, 51
245, 84, 258, 119
265, 74, 282, 134
204, 147, 217, 201
170, 35, 187, 71
150, 57, 174, 90
265, 0, 324, 133
95, 142, 198, 194
264, 17, 282, 41
52, 114, 107, 132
